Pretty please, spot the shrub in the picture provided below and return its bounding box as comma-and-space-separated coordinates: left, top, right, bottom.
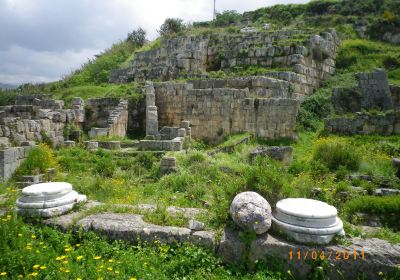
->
297, 90, 332, 131
135, 152, 156, 169
312, 138, 361, 172
158, 18, 185, 36
127, 27, 147, 47
336, 52, 357, 69
0, 90, 18, 106
93, 152, 116, 177
345, 196, 400, 229
15, 144, 59, 177
213, 10, 242, 27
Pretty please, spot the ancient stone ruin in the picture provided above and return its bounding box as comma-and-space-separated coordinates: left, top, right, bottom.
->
110, 29, 340, 142
271, 198, 345, 245
16, 182, 86, 218
325, 69, 400, 135
139, 81, 191, 151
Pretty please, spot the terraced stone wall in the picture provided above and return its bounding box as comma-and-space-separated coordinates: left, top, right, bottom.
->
154, 82, 299, 142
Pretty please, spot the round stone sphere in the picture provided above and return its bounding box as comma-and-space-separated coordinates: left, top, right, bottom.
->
229, 191, 272, 234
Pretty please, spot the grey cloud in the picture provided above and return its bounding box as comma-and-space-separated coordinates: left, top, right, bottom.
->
0, 0, 309, 84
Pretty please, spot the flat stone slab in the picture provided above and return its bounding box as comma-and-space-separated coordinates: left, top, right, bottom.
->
42, 200, 102, 231
75, 213, 215, 249
276, 198, 337, 220
21, 182, 72, 197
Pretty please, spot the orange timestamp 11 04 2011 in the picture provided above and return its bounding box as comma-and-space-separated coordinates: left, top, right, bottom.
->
289, 248, 365, 261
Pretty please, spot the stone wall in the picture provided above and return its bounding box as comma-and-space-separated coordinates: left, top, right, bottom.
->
0, 145, 35, 181
325, 69, 400, 135
325, 112, 400, 135
110, 29, 340, 98
154, 82, 299, 141
0, 96, 85, 146
85, 98, 129, 138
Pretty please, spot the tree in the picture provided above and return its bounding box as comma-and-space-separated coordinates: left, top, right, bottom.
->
127, 27, 146, 47
158, 18, 185, 36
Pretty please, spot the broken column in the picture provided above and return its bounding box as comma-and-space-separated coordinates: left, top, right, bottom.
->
146, 81, 159, 139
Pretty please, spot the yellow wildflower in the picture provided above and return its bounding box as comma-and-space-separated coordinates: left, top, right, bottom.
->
130, 278, 137, 280
76, 256, 84, 261
108, 259, 114, 263
65, 270, 70, 273
40, 266, 46, 270
30, 272, 38, 277
18, 234, 23, 237
33, 265, 40, 270
39, 242, 44, 245
64, 248, 72, 252
31, 235, 36, 239
107, 267, 113, 271
18, 275, 23, 278
93, 256, 102, 260
75, 244, 81, 247
77, 278, 82, 280
62, 260, 68, 264
56, 255, 67, 261
0, 272, 7, 276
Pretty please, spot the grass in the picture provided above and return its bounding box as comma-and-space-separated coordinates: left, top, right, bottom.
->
1, 210, 291, 279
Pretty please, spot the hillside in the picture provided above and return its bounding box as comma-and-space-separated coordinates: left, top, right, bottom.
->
1, 1, 400, 279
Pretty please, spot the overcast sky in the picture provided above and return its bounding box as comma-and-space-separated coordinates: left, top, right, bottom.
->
0, 0, 309, 85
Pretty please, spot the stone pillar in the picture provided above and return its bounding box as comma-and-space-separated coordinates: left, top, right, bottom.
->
160, 156, 177, 175
146, 81, 159, 138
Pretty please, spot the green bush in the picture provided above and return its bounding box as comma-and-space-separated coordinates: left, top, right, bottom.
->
0, 90, 18, 106
313, 138, 361, 172
213, 10, 242, 27
93, 151, 116, 178
126, 27, 146, 47
158, 18, 185, 36
135, 152, 156, 169
336, 52, 357, 69
15, 144, 59, 177
345, 196, 400, 229
297, 90, 331, 131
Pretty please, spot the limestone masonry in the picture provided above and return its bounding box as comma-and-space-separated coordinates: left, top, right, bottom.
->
109, 28, 340, 142
325, 69, 400, 135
